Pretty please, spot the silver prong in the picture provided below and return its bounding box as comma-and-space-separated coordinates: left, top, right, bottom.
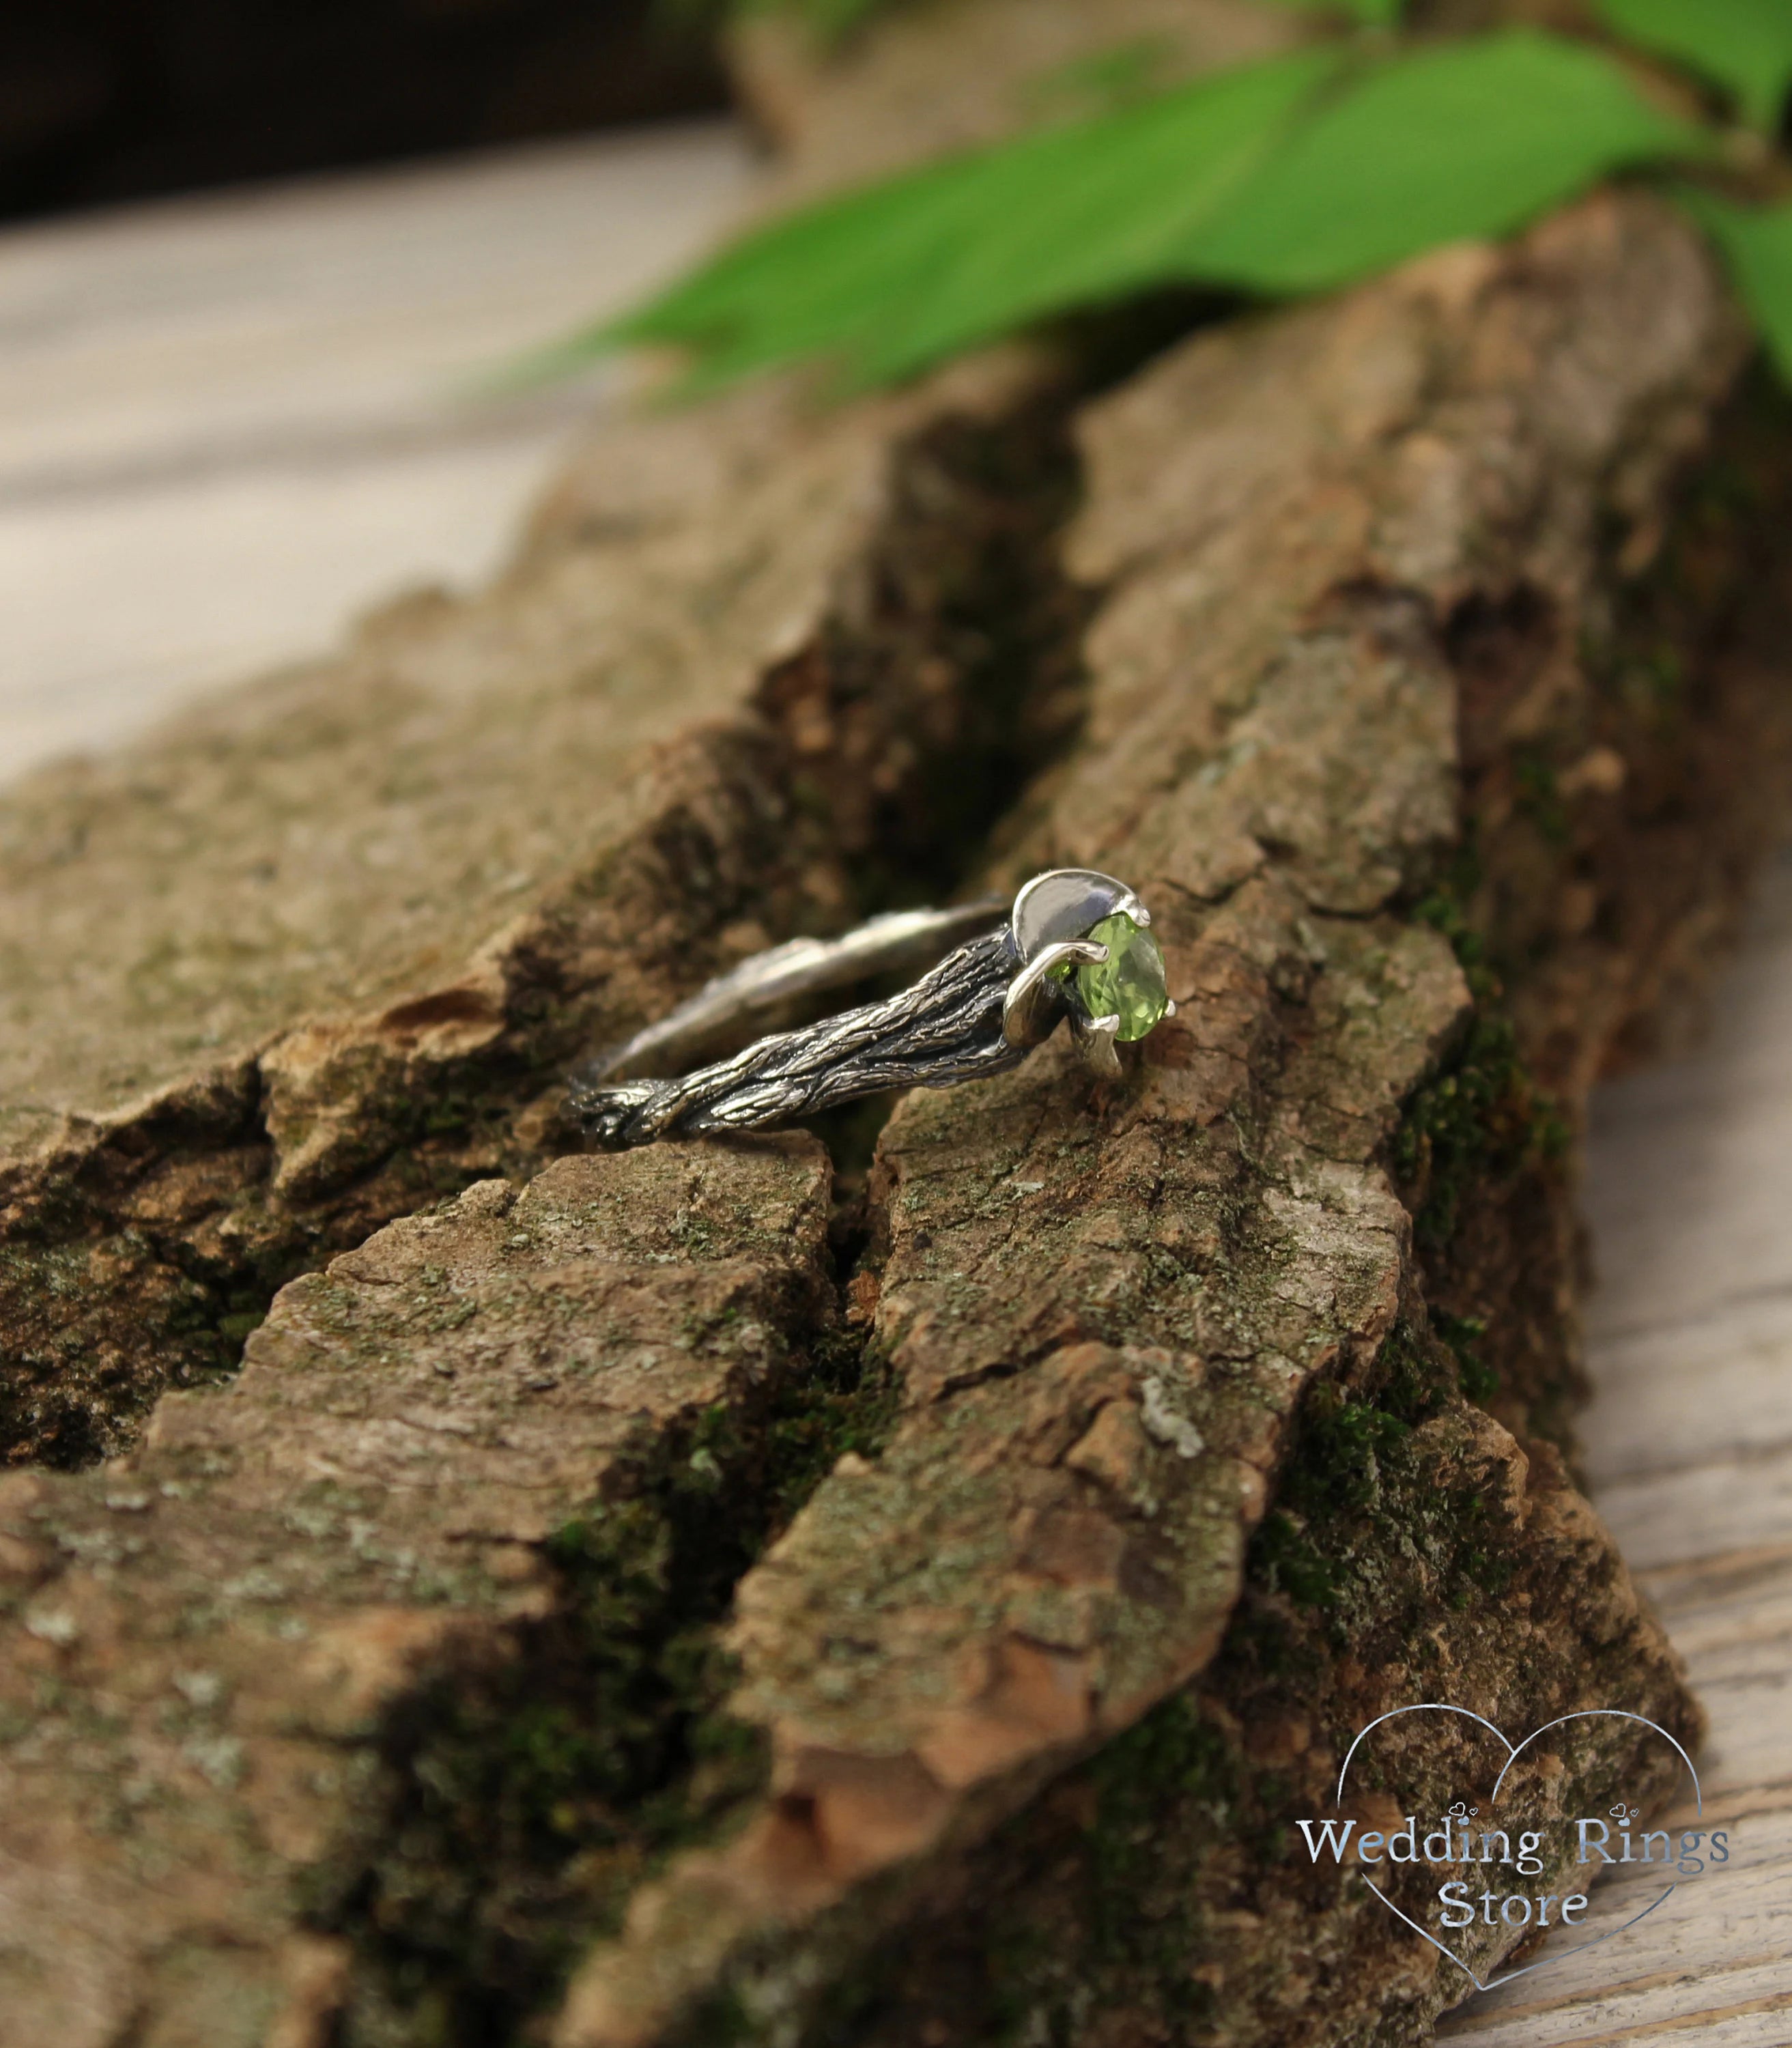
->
1070, 1011, 1123, 1079
1002, 939, 1107, 1049
1165, 998, 1177, 1018
1118, 893, 1150, 927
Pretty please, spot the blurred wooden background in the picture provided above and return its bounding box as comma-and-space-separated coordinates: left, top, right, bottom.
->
0, 126, 1785, 2045
1442, 846, 1792, 2045
0, 121, 747, 779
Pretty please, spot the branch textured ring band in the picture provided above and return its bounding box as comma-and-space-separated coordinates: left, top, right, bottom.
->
571, 868, 1174, 1150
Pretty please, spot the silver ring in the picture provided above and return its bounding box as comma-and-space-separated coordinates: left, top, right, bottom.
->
570, 868, 1174, 1150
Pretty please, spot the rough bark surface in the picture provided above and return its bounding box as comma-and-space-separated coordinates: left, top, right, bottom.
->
0, 353, 1092, 1467
545, 201, 1788, 2048
4, 7, 1792, 2047
0, 1141, 835, 2043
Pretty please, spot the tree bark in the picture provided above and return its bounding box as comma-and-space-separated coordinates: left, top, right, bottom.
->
2, 7, 1791, 2047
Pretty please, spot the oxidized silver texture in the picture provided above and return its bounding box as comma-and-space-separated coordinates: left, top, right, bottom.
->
570, 868, 1167, 1150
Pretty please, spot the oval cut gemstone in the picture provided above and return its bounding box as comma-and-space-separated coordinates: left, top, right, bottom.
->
1075, 912, 1168, 1042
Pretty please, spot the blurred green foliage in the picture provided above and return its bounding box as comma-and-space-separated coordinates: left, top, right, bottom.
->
621, 47, 1337, 390
1683, 189, 1792, 377
601, 2, 1792, 395
1165, 33, 1696, 294
1595, 0, 1792, 130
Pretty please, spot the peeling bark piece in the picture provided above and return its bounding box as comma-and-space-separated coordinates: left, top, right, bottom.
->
0, 356, 1080, 1466
829, 1396, 1703, 2048
549, 197, 1777, 2047
0, 1140, 830, 2048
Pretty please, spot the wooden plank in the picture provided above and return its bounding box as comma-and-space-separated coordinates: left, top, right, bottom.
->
0, 123, 748, 782
1440, 844, 1792, 2042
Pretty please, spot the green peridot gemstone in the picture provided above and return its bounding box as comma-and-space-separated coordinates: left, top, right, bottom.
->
1076, 912, 1168, 1042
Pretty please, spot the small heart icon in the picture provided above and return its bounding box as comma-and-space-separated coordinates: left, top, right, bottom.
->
1332, 1704, 1701, 1993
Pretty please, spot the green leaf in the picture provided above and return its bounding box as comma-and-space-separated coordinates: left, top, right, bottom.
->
593, 29, 1701, 393
1680, 190, 1792, 380
1596, 0, 1792, 130
851, 50, 1339, 382
1175, 29, 1705, 294
610, 48, 1339, 388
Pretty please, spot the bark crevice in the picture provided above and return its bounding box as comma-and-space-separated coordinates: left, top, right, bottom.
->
0, 377, 1097, 1473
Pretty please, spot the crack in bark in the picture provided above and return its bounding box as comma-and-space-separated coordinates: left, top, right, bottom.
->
536, 203, 1792, 2048
687, 305, 1792, 2048
0, 384, 1094, 1474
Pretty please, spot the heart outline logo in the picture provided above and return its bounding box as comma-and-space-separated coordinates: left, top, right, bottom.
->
1333, 1703, 1702, 1994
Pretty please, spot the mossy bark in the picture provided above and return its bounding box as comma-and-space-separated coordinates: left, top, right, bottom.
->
0, 366, 1087, 1468
545, 196, 1791, 2048
3, 7, 1792, 2047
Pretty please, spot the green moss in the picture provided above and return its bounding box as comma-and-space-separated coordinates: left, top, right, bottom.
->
1511, 748, 1569, 847
762, 1327, 903, 1524
1432, 1308, 1498, 1402
1244, 1356, 1432, 1616
1397, 870, 1569, 1264
666, 1985, 760, 2048
1410, 841, 1491, 996
821, 1692, 1239, 2048
1395, 1014, 1541, 1250
1238, 1315, 1524, 1642
808, 1685, 1272, 2046
1085, 1693, 1229, 2013
1371, 1318, 1458, 1424
318, 1332, 902, 2048
1445, 1490, 1518, 1605
0, 1072, 521, 1466
0, 1211, 332, 1465
1249, 1509, 1341, 1610
1282, 1386, 1412, 1519
1397, 788, 1580, 1442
